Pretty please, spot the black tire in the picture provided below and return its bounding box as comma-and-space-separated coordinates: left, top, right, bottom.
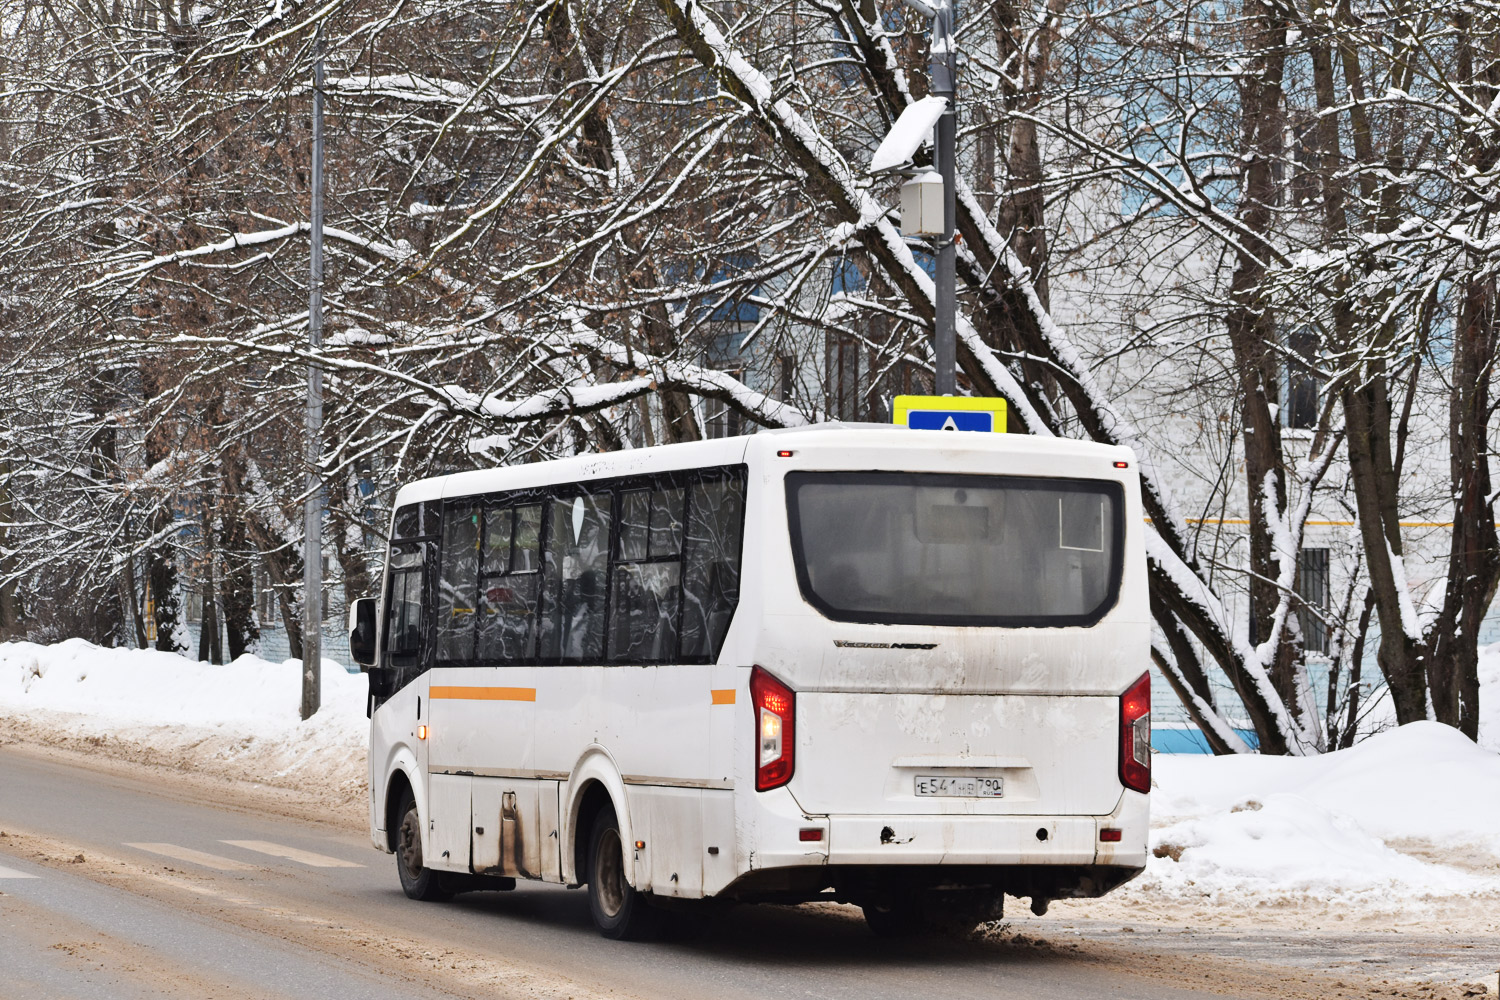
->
395, 790, 452, 902
585, 806, 660, 940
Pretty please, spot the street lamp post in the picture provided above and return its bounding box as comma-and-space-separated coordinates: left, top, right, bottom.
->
869, 0, 959, 396
927, 0, 958, 397
301, 22, 325, 723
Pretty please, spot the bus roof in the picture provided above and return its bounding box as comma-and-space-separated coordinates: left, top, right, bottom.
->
392, 422, 1133, 508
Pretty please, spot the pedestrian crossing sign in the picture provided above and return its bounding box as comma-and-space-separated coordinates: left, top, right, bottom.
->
892, 395, 1007, 433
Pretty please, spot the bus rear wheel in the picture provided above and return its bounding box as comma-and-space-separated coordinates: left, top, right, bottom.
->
396, 790, 452, 902
586, 806, 660, 940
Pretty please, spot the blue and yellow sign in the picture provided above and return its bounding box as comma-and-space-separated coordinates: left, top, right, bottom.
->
892, 395, 1007, 433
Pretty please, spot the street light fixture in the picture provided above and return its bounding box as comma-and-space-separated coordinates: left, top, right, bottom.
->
868, 0, 958, 397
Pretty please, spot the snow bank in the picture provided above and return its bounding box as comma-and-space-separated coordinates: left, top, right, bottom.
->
0, 639, 368, 804
1146, 721, 1500, 904
0, 638, 366, 728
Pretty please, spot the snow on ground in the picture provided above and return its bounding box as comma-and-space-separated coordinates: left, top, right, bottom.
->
0, 639, 368, 805
3, 639, 1499, 913
1140, 721, 1500, 906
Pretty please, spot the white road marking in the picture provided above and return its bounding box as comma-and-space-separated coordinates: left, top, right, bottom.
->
125, 842, 256, 871
221, 840, 363, 868
0, 863, 38, 879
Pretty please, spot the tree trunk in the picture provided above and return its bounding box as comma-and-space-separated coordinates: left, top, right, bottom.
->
222, 452, 303, 659
197, 574, 219, 663
218, 494, 259, 661
329, 467, 375, 607
148, 521, 184, 654
1226, 0, 1305, 730
1339, 590, 1374, 750
1342, 374, 1426, 723
1421, 9, 1500, 739
141, 361, 185, 653
87, 383, 129, 647
0, 462, 21, 631
1421, 269, 1499, 737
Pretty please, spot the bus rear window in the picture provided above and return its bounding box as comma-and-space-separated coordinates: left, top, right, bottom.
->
785, 472, 1124, 627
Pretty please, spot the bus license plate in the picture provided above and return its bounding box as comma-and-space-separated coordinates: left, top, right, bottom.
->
914, 775, 1004, 798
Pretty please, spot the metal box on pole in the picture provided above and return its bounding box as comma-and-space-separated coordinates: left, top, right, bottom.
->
900, 171, 945, 236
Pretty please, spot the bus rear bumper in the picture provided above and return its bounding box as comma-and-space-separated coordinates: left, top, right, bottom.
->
726, 790, 1148, 904
829, 814, 1104, 866
748, 789, 1148, 872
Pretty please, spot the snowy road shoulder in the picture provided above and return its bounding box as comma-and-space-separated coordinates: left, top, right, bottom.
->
0, 639, 368, 812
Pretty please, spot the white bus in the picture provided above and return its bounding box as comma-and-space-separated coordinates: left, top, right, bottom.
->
349, 424, 1150, 939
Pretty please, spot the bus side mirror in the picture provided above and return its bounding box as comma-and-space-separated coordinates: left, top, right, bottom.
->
349, 597, 377, 667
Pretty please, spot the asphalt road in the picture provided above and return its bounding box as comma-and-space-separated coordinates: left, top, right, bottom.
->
0, 746, 1387, 1000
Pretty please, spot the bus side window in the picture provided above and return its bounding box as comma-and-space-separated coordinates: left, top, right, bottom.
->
393, 501, 441, 541
609, 482, 684, 663
392, 505, 421, 540
386, 544, 427, 684
681, 474, 746, 660
436, 505, 481, 662
477, 504, 543, 662
540, 491, 611, 661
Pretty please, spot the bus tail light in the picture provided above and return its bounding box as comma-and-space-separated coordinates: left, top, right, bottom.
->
750, 666, 795, 791
1119, 672, 1151, 793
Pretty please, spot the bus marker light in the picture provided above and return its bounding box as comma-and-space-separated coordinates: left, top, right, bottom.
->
799, 828, 823, 842
635, 840, 645, 850
417, 725, 428, 740
1100, 828, 1123, 842
1114, 461, 1129, 469
777, 450, 794, 458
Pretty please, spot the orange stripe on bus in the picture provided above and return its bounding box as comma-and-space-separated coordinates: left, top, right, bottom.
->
429, 686, 536, 702
710, 689, 736, 705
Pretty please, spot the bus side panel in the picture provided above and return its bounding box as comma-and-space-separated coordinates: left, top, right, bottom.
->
702, 789, 737, 894
427, 666, 536, 772
369, 674, 426, 853
540, 781, 563, 881
702, 662, 747, 894
539, 666, 707, 786
471, 778, 542, 878
633, 786, 703, 897
427, 772, 472, 872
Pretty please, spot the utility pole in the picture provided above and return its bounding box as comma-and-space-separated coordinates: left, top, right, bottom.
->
871, 0, 960, 395
929, 0, 958, 396
301, 22, 325, 722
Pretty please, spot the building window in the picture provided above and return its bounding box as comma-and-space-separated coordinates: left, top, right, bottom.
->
702, 364, 745, 440
1284, 327, 1320, 431
257, 568, 278, 627
701, 330, 746, 440
827, 334, 864, 421
1297, 547, 1330, 654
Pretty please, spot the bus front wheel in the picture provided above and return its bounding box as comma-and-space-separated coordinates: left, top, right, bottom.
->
586, 807, 660, 940
396, 790, 452, 902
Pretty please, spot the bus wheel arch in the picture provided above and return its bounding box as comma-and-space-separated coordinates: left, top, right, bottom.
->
564, 750, 636, 889
382, 755, 422, 854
